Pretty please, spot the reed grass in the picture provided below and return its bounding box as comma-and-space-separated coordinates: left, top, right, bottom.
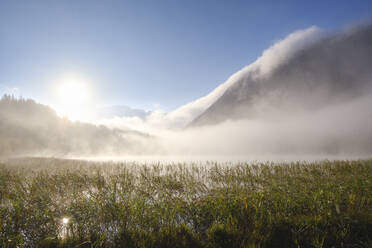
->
0, 158, 371, 247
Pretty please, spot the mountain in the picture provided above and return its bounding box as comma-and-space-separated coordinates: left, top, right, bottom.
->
0, 95, 152, 157
95, 105, 151, 120
190, 24, 372, 126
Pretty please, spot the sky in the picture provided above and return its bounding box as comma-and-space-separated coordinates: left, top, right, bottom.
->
0, 0, 371, 113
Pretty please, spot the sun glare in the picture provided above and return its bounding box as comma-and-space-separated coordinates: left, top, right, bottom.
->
62, 217, 69, 224
54, 75, 94, 121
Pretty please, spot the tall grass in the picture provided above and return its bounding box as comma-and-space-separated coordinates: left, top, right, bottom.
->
0, 158, 371, 247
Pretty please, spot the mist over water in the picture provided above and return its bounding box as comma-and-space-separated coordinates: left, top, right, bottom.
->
161, 94, 372, 157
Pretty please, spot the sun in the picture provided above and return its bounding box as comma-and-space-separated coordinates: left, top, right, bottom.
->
54, 75, 93, 121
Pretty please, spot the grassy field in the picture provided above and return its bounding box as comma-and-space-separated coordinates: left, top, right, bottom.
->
0, 158, 371, 248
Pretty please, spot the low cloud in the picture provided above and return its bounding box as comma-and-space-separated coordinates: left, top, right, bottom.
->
160, 93, 372, 157
97, 26, 324, 132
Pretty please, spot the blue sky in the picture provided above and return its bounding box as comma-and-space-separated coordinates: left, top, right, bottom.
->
0, 0, 371, 111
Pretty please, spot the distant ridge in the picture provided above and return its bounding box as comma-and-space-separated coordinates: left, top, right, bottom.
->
0, 95, 149, 157
190, 24, 372, 126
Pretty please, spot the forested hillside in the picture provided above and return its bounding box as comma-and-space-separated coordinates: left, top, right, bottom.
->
0, 95, 148, 157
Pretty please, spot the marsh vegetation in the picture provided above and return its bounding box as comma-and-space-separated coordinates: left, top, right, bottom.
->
0, 158, 370, 247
